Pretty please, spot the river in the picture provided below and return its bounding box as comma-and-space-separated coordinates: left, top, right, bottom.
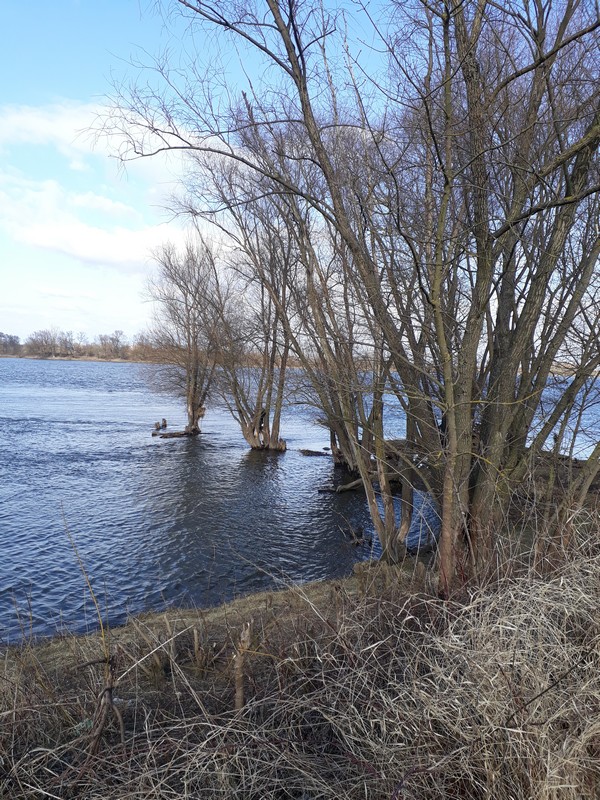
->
0, 358, 380, 642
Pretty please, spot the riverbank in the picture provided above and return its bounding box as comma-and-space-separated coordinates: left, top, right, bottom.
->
2, 543, 599, 800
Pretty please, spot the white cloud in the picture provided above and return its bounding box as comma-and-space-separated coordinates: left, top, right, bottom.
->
0, 101, 98, 156
0, 170, 187, 274
0, 99, 186, 191
0, 99, 195, 338
36, 285, 98, 301
68, 158, 91, 172
69, 191, 135, 215
17, 218, 175, 270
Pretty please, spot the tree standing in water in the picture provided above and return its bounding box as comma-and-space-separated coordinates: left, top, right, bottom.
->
148, 239, 220, 434
211, 279, 290, 451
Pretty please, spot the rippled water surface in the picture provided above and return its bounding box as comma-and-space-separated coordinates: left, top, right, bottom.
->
0, 359, 378, 641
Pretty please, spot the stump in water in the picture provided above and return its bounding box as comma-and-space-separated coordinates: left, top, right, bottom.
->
159, 429, 200, 438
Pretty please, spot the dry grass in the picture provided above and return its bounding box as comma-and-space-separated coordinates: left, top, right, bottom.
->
1, 533, 599, 799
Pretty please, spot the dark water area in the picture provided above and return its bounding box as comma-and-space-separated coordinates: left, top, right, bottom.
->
0, 359, 379, 642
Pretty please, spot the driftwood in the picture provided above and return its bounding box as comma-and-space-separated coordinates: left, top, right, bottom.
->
158, 430, 198, 439
319, 476, 375, 494
336, 477, 365, 493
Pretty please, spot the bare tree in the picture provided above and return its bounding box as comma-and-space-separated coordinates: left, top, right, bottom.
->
147, 239, 220, 434
213, 276, 290, 450
130, 331, 155, 361
110, 330, 127, 359
25, 328, 60, 358
188, 148, 410, 548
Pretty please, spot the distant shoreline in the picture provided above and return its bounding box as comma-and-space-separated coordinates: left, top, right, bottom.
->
0, 354, 147, 364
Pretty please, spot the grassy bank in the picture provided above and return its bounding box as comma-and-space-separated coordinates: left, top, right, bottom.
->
1, 542, 599, 799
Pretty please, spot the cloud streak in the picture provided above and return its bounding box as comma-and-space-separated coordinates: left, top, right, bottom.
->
0, 172, 174, 272
0, 103, 187, 275
0, 99, 188, 337
0, 101, 99, 155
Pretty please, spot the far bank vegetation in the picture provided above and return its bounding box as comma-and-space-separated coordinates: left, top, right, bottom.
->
2, 327, 157, 362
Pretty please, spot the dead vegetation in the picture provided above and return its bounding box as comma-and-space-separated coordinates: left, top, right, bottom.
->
1, 530, 599, 799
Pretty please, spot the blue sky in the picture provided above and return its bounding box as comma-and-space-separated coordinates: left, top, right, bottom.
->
0, 1, 189, 342
0, 0, 379, 344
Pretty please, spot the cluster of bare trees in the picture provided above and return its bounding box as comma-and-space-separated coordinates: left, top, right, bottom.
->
105, 0, 600, 592
22, 329, 134, 360
2, 328, 187, 361
145, 237, 290, 446
0, 332, 20, 355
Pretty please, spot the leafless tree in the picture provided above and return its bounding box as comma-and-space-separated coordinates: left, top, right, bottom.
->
25, 328, 60, 358
96, 330, 128, 359
212, 274, 290, 450
147, 239, 220, 433
180, 171, 292, 450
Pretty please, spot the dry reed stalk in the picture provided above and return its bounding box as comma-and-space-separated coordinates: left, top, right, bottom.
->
234, 621, 252, 712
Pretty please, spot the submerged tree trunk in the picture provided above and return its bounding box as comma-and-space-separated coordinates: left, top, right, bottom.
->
186, 396, 206, 435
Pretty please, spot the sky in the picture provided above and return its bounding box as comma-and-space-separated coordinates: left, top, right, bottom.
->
0, 1, 193, 343
0, 1, 380, 345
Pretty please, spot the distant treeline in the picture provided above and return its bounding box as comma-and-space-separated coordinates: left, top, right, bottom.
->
0, 329, 158, 361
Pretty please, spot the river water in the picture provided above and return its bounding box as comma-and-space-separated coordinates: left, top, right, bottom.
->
0, 359, 379, 642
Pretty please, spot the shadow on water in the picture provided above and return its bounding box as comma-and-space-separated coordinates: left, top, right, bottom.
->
128, 437, 374, 615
